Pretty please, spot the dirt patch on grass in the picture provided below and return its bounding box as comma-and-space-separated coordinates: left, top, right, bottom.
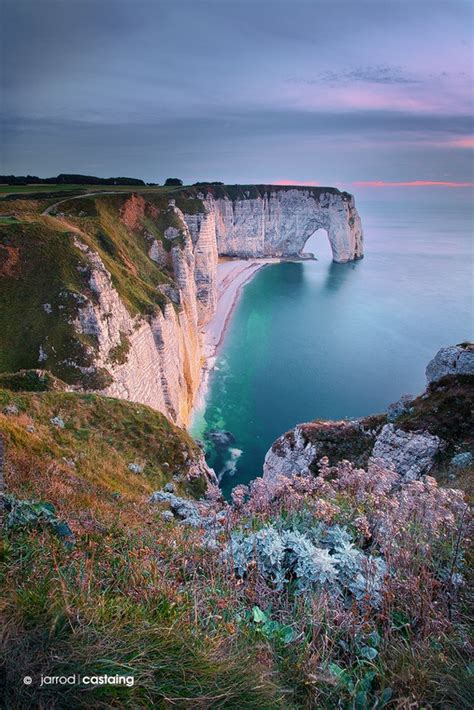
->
0, 244, 20, 277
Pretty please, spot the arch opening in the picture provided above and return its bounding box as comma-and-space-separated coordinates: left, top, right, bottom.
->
300, 228, 333, 260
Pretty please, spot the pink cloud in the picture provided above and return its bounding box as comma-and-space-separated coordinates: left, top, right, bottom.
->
443, 136, 474, 148
352, 180, 474, 188
284, 79, 472, 116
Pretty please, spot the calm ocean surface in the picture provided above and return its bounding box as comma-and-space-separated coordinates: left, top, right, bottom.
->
191, 190, 473, 497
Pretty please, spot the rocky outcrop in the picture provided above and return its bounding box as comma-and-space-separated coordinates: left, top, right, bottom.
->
264, 426, 319, 480
386, 394, 415, 422
264, 418, 383, 481
264, 345, 473, 485
369, 424, 441, 482
426, 343, 474, 385
264, 415, 443, 485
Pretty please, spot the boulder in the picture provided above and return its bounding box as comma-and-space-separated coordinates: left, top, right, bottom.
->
128, 462, 143, 474
370, 424, 441, 481
426, 343, 474, 385
387, 394, 414, 422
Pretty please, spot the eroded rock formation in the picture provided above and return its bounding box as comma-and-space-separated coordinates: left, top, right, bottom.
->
208, 188, 363, 263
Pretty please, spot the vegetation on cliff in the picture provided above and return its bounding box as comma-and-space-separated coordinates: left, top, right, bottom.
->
0, 387, 210, 500
283, 373, 474, 491
0, 191, 202, 387
1, 395, 471, 707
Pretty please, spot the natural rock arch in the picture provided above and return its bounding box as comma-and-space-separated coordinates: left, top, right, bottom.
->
300, 228, 333, 258
210, 187, 364, 263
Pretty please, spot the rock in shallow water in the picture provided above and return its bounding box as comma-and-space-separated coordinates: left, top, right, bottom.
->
206, 429, 236, 447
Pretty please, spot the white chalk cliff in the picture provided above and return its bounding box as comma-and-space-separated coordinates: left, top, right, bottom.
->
211, 188, 363, 263
63, 186, 363, 426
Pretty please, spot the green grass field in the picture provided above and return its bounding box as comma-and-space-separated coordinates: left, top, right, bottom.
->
0, 184, 188, 197
0, 216, 23, 224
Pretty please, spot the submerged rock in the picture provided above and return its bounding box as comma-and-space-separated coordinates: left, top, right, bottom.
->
206, 429, 236, 447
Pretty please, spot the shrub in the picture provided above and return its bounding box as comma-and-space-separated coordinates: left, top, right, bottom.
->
226, 522, 386, 605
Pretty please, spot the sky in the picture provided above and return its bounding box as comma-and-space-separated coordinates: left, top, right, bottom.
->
1, 0, 473, 188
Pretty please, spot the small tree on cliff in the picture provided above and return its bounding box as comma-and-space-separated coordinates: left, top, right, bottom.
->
164, 178, 183, 186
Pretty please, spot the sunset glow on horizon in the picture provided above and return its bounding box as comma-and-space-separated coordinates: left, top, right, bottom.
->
352, 180, 474, 188
271, 179, 474, 189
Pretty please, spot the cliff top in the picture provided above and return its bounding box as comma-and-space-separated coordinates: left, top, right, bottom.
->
178, 183, 352, 202
0, 181, 353, 204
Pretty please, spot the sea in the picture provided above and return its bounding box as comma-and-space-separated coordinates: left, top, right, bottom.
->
191, 188, 473, 498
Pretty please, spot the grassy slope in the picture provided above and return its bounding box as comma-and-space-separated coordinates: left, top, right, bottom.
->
0, 387, 209, 499
0, 190, 206, 386
0, 387, 285, 709
1, 384, 471, 708
0, 218, 97, 382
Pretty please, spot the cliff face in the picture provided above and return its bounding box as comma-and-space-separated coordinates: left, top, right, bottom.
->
71, 200, 205, 426
0, 185, 363, 428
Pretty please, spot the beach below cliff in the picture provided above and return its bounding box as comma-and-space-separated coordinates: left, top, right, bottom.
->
204, 259, 272, 354
190, 258, 275, 425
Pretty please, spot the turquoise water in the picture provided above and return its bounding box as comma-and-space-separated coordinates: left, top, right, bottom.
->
191, 192, 473, 497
